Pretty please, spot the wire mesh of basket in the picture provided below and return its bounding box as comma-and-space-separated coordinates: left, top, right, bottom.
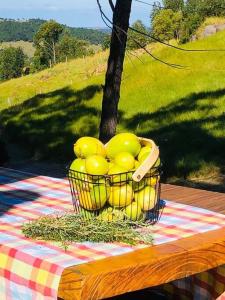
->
68, 137, 163, 224
68, 165, 162, 224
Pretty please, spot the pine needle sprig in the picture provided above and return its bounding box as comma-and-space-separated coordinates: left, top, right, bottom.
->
22, 213, 153, 248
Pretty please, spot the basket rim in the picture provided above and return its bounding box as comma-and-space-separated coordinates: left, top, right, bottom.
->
67, 164, 162, 178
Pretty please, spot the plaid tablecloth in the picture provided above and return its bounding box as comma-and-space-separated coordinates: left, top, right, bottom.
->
0, 167, 225, 300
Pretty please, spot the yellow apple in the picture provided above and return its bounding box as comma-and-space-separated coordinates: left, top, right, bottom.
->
108, 184, 133, 208
134, 186, 156, 211
74, 136, 106, 158
85, 155, 109, 175
114, 152, 135, 171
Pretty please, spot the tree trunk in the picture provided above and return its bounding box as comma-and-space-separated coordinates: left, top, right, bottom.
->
52, 41, 56, 65
99, 0, 132, 143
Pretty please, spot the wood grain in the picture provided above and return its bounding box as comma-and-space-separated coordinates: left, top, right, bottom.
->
58, 184, 225, 300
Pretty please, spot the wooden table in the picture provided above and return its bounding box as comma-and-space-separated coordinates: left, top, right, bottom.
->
58, 184, 225, 300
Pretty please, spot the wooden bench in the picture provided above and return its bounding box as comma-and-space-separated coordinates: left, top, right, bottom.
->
58, 184, 225, 299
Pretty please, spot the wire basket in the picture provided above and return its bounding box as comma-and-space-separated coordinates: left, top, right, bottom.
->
68, 137, 162, 224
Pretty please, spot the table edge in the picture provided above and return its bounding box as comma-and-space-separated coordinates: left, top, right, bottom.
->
58, 226, 225, 300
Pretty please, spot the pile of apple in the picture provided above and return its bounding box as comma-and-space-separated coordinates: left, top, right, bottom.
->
70, 133, 160, 221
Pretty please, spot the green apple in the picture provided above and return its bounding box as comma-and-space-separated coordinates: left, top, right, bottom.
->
145, 175, 159, 187
134, 160, 141, 170
124, 202, 142, 221
114, 152, 135, 171
85, 155, 109, 176
132, 179, 146, 192
138, 145, 152, 162
70, 158, 86, 173
98, 207, 125, 221
106, 133, 141, 159
74, 136, 106, 158
70, 158, 88, 185
79, 181, 109, 211
108, 184, 133, 208
79, 207, 96, 219
153, 158, 161, 168
134, 186, 156, 211
108, 161, 115, 171
108, 164, 128, 185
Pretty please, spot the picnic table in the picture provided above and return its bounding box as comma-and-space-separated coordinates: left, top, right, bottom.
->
0, 167, 225, 300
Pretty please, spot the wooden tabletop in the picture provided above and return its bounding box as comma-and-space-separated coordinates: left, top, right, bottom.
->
58, 184, 225, 300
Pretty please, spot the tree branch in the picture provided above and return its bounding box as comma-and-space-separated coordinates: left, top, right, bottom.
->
97, 0, 185, 68
108, 0, 115, 12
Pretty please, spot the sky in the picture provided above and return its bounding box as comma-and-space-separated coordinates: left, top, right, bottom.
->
0, 0, 152, 28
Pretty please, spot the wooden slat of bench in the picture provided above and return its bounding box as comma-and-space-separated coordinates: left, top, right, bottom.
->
58, 184, 225, 300
161, 184, 225, 214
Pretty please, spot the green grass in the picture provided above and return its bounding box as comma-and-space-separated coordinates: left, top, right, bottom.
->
196, 17, 225, 39
1, 30, 225, 189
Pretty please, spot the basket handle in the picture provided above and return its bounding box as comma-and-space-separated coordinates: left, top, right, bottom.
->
132, 138, 159, 182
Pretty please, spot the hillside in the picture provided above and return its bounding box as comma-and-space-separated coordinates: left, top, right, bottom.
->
0, 41, 35, 58
0, 30, 225, 189
0, 18, 108, 45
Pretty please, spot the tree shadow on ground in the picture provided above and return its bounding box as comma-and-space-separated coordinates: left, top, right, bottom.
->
0, 167, 42, 217
0, 189, 40, 218
123, 88, 225, 189
1, 84, 102, 164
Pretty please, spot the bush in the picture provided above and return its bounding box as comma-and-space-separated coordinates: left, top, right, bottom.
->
152, 9, 183, 42
0, 47, 25, 80
127, 20, 150, 50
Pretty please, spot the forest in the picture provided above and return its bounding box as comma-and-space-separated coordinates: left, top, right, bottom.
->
0, 18, 107, 45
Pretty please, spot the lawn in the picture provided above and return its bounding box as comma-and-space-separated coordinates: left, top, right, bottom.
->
0, 30, 225, 189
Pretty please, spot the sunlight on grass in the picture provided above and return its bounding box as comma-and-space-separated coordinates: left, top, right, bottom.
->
0, 30, 225, 186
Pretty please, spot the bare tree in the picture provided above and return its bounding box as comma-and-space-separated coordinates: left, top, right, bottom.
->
98, 0, 132, 143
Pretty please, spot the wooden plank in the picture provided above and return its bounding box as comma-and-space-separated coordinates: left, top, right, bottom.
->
58, 184, 225, 300
58, 228, 225, 300
161, 184, 225, 214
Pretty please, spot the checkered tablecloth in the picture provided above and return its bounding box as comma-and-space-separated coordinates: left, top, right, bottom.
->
0, 167, 225, 300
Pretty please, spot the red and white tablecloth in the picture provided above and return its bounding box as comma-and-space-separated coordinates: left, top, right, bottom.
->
0, 167, 225, 299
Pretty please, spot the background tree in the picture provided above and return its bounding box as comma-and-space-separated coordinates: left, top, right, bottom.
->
102, 35, 111, 50
152, 9, 183, 42
57, 34, 90, 62
0, 47, 25, 80
163, 0, 184, 12
33, 20, 63, 68
151, 2, 162, 20
127, 20, 150, 50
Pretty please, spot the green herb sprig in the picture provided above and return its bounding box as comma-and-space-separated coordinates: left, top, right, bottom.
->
22, 213, 153, 249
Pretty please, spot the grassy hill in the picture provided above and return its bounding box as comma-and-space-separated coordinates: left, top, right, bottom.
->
0, 41, 35, 58
0, 30, 225, 189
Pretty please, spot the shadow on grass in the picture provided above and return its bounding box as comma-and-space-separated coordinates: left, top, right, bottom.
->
123, 88, 225, 188
1, 85, 225, 189
1, 84, 102, 163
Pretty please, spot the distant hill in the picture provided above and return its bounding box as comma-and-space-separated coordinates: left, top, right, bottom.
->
0, 41, 35, 58
0, 18, 108, 45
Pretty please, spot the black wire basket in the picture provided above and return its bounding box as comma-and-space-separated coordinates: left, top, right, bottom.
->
68, 165, 162, 224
